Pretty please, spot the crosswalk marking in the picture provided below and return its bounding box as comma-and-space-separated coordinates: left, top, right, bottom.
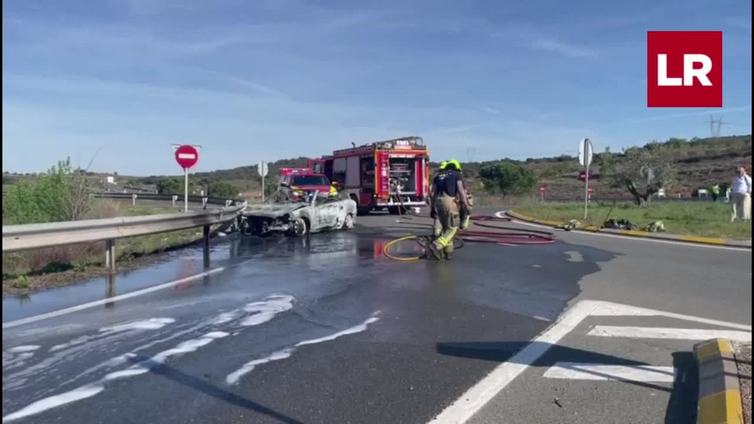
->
542, 362, 675, 382
587, 325, 752, 342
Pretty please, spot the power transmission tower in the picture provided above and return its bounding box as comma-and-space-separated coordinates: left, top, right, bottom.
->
706, 115, 724, 137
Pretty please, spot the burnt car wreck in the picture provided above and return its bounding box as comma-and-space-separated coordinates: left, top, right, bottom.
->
239, 190, 357, 237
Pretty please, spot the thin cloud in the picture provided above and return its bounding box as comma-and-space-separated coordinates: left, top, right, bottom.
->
530, 39, 598, 58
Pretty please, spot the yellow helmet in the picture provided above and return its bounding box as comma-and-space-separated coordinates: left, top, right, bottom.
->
438, 160, 448, 170
448, 159, 462, 171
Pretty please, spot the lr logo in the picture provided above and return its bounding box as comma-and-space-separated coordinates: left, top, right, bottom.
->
647, 31, 722, 107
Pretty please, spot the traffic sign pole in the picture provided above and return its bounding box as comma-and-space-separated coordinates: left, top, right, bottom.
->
184, 168, 189, 213
261, 161, 265, 203
579, 138, 594, 220
584, 163, 589, 219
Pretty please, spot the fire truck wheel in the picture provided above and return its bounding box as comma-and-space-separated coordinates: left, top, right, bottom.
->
388, 206, 406, 215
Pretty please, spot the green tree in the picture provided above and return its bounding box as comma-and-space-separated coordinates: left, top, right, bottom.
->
601, 146, 676, 207
207, 180, 239, 198
479, 162, 536, 196
156, 178, 182, 194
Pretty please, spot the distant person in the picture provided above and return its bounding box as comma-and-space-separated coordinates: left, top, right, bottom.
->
710, 183, 720, 202
730, 165, 752, 222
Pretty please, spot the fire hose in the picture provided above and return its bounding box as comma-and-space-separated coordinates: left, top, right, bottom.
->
383, 215, 556, 262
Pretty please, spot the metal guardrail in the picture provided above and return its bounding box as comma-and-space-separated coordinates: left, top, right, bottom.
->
2, 202, 247, 271
92, 192, 242, 208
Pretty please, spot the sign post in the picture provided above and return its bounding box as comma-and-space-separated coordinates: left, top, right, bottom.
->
258, 161, 269, 202
578, 138, 594, 220
539, 186, 546, 202
174, 145, 200, 212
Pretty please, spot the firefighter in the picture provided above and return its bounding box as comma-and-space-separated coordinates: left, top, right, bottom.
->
431, 161, 449, 237
429, 159, 470, 260
329, 181, 340, 198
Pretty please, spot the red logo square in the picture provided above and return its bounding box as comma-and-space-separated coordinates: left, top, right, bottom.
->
647, 31, 722, 107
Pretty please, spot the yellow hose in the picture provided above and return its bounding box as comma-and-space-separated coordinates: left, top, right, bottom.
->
382, 235, 424, 262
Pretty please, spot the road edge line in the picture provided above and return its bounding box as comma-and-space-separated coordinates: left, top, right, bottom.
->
2, 267, 225, 329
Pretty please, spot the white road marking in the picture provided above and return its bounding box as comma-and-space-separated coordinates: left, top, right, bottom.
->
499, 210, 751, 252
427, 299, 751, 424
588, 325, 752, 342
2, 268, 225, 329
428, 300, 603, 424
543, 363, 675, 382
591, 302, 752, 331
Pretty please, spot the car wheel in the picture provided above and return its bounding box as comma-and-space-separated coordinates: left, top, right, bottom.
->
343, 214, 354, 230
290, 218, 308, 236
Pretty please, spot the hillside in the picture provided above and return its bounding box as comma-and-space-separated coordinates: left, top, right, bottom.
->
132, 134, 750, 200
5, 135, 750, 201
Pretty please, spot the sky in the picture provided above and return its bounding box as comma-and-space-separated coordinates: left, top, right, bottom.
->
2, 0, 752, 176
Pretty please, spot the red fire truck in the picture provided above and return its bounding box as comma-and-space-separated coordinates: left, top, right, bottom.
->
308, 136, 430, 214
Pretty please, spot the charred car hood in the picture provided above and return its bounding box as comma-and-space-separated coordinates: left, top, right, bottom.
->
241, 202, 307, 218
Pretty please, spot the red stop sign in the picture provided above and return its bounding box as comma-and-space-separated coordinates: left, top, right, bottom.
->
175, 145, 199, 169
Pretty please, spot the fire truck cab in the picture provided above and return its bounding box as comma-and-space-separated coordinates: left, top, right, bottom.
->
278, 168, 331, 195
308, 136, 429, 214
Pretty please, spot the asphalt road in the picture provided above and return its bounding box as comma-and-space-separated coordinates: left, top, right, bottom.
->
2, 209, 751, 423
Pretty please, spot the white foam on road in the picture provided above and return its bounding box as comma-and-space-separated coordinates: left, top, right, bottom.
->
295, 316, 379, 346
240, 295, 295, 327
3, 384, 105, 422
49, 318, 176, 352
3, 294, 293, 420
226, 313, 380, 385
543, 362, 675, 382
225, 348, 294, 385
99, 318, 176, 334
210, 310, 243, 325
587, 325, 752, 342
3, 331, 231, 421
7, 345, 40, 353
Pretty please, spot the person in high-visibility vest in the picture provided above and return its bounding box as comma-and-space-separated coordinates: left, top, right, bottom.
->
329, 181, 339, 198
428, 159, 471, 260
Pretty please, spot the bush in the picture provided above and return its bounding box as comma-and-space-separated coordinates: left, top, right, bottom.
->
479, 162, 536, 196
3, 158, 92, 224
207, 180, 239, 198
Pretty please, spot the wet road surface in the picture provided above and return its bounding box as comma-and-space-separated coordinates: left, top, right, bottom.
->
2, 211, 750, 423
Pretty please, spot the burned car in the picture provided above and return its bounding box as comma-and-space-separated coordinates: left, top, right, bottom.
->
239, 190, 357, 236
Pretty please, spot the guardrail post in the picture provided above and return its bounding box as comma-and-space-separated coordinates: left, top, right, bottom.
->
172, 195, 178, 207
226, 200, 232, 207
131, 193, 137, 206
105, 273, 116, 308
202, 197, 208, 208
105, 239, 116, 272
202, 225, 211, 268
